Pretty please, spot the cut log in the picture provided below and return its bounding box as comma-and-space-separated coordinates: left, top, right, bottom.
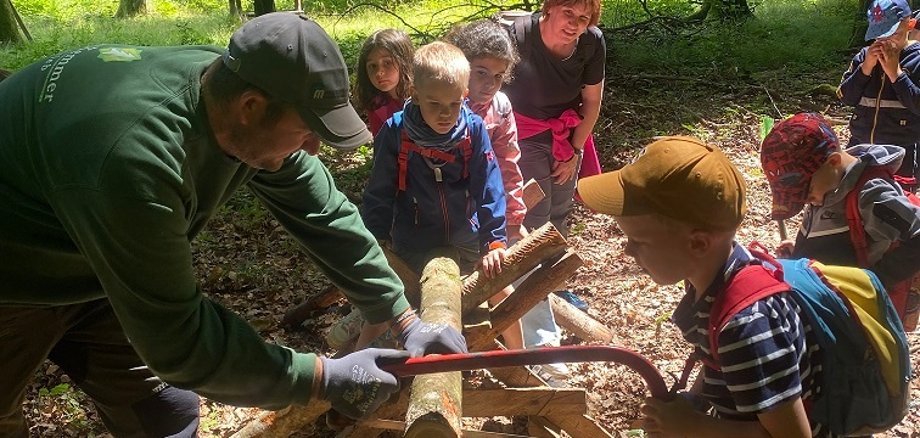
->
462, 222, 567, 315
470, 251, 583, 350
281, 285, 344, 329
463, 387, 585, 417
527, 415, 563, 438
359, 419, 533, 437
229, 399, 331, 438
283, 246, 419, 329
404, 257, 463, 438
548, 293, 615, 344
487, 365, 614, 438
521, 178, 545, 210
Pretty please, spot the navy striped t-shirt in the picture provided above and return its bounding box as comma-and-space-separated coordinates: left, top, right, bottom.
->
671, 244, 835, 437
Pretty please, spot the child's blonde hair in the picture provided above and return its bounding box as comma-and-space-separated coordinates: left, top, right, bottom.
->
355, 29, 414, 113
412, 41, 470, 90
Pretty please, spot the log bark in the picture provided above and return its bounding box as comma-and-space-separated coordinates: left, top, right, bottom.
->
471, 251, 583, 350
548, 293, 615, 344
229, 399, 331, 438
462, 222, 567, 315
404, 257, 463, 438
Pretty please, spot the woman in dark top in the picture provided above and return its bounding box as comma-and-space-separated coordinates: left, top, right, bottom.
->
503, 0, 605, 382
504, 0, 605, 235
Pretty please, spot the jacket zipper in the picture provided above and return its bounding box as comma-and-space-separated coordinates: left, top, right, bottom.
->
437, 185, 450, 244
871, 76, 884, 144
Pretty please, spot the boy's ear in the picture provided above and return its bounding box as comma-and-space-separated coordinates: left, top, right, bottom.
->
826, 151, 843, 167
687, 229, 712, 258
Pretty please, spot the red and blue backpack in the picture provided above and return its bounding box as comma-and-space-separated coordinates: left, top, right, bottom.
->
685, 244, 910, 436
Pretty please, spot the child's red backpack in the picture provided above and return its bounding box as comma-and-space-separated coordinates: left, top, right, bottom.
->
687, 244, 910, 435
845, 165, 920, 327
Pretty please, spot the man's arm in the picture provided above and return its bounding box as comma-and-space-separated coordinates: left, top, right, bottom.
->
248, 151, 410, 324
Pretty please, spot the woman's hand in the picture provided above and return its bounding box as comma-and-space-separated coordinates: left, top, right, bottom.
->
551, 154, 580, 184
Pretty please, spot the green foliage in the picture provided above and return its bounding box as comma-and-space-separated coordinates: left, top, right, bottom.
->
613, 0, 854, 74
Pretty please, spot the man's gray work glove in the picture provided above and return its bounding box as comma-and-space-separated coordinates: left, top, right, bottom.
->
397, 317, 469, 357
320, 348, 410, 419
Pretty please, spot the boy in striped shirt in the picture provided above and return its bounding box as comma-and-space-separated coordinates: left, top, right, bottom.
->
579, 137, 825, 437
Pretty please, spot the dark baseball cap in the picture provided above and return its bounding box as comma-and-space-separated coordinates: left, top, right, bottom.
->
760, 112, 838, 220
223, 13, 372, 150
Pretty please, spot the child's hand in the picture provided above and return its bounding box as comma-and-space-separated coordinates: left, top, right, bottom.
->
878, 40, 903, 82
480, 247, 506, 279
862, 43, 882, 75
776, 240, 795, 258
637, 396, 700, 437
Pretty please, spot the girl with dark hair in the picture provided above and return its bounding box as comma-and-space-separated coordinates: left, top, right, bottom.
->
355, 29, 415, 136
445, 19, 525, 350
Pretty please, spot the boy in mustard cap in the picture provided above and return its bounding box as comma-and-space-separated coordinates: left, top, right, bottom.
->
579, 136, 822, 437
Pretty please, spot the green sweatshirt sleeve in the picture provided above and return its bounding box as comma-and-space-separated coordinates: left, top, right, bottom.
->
247, 152, 411, 324
51, 176, 318, 410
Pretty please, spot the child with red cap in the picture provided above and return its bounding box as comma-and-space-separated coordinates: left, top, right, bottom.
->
761, 112, 920, 328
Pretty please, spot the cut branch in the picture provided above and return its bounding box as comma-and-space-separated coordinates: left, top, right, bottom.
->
548, 293, 615, 344
462, 222, 567, 315
404, 257, 463, 438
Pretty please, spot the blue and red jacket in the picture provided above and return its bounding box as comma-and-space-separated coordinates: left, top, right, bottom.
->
362, 104, 507, 256
838, 42, 920, 147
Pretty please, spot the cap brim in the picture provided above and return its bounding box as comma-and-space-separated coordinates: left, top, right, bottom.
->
300, 103, 373, 150
769, 188, 806, 220
866, 21, 901, 40
578, 171, 627, 215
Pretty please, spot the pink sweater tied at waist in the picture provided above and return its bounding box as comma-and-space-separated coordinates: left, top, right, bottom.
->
514, 108, 601, 179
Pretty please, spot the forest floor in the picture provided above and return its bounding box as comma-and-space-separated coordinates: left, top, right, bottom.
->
20, 51, 920, 437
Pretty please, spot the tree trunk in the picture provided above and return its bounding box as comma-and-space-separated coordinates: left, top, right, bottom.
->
850, 0, 871, 47
687, 0, 752, 21
0, 0, 22, 44
253, 0, 275, 16
116, 0, 147, 18
228, 0, 243, 20
404, 257, 463, 438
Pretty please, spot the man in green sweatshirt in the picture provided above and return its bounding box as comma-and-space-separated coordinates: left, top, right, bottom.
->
0, 13, 466, 437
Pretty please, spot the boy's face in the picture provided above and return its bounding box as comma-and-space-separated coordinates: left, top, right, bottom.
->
875, 18, 911, 47
411, 79, 467, 134
804, 155, 842, 207
615, 214, 694, 286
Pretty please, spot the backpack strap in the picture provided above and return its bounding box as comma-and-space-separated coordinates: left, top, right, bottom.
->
845, 165, 894, 267
397, 130, 464, 192
704, 263, 789, 369
459, 127, 472, 179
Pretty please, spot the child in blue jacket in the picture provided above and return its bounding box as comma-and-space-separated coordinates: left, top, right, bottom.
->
362, 41, 508, 276
838, 0, 920, 192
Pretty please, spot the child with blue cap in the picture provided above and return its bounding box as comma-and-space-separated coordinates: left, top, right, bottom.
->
838, 0, 920, 193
